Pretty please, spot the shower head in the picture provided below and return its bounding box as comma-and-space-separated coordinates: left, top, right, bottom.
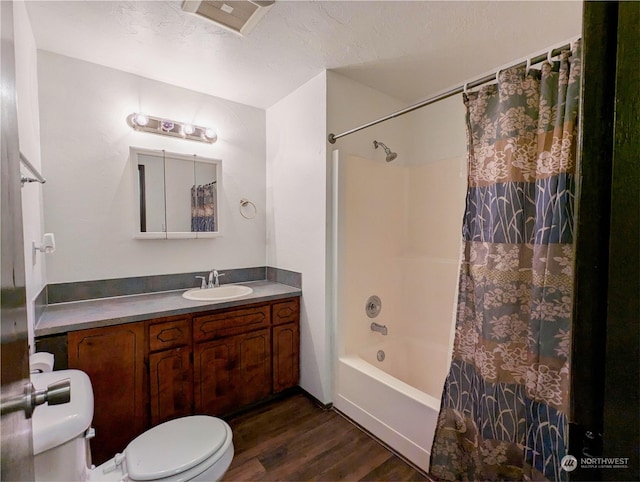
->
373, 140, 398, 162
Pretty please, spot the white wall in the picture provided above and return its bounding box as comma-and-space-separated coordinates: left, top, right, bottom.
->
38, 51, 267, 283
265, 72, 330, 403
15, 0, 45, 352
327, 71, 410, 166
405, 95, 467, 165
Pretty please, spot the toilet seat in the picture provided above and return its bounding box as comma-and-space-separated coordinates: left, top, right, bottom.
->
92, 416, 233, 482
126, 416, 227, 480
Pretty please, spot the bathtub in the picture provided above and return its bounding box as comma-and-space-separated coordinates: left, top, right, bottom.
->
334, 337, 449, 472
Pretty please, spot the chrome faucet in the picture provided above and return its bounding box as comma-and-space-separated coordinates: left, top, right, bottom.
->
195, 275, 207, 289
370, 322, 388, 335
208, 269, 225, 288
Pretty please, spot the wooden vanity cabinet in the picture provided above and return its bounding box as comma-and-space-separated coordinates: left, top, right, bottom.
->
147, 316, 193, 425
68, 323, 146, 465
66, 296, 300, 463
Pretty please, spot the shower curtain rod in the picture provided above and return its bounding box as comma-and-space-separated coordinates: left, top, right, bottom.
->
327, 37, 580, 144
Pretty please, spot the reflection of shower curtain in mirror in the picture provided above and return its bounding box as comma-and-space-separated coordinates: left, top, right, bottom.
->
191, 182, 216, 232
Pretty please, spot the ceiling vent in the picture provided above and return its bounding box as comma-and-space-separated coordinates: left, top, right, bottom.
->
182, 1, 274, 36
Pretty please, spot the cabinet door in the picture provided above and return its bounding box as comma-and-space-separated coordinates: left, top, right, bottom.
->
68, 323, 145, 465
149, 347, 193, 425
272, 322, 300, 393
236, 329, 272, 405
194, 337, 236, 415
194, 328, 272, 415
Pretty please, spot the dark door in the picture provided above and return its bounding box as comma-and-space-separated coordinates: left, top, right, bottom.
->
571, 2, 639, 480
0, 1, 35, 479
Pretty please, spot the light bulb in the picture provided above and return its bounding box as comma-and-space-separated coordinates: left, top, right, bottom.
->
182, 124, 195, 136
203, 127, 217, 142
161, 120, 174, 132
133, 113, 149, 127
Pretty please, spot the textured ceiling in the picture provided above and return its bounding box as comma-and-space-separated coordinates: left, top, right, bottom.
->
25, 1, 582, 109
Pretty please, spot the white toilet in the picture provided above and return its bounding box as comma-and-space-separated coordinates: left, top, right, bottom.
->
31, 369, 234, 482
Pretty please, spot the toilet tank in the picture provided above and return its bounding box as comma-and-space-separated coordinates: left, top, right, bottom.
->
31, 369, 95, 481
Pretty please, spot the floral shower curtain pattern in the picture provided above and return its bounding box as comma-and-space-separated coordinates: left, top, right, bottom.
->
430, 42, 581, 481
191, 182, 216, 232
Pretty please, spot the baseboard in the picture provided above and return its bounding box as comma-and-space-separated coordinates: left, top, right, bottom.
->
299, 387, 334, 411
223, 386, 302, 419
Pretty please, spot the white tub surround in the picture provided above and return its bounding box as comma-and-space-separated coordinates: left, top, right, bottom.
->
332, 88, 467, 470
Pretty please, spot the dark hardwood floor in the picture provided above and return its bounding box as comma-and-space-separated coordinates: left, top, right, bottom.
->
222, 392, 429, 481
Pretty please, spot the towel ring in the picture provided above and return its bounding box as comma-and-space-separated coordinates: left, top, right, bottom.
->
240, 198, 257, 219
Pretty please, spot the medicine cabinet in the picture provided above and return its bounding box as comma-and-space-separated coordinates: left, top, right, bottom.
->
131, 147, 222, 239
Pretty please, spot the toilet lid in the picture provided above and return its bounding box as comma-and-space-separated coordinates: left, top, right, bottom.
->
125, 416, 228, 481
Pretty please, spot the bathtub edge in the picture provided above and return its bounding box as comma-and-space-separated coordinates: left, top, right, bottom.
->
334, 393, 431, 473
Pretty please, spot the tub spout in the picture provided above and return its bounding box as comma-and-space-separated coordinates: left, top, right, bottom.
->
370, 322, 388, 335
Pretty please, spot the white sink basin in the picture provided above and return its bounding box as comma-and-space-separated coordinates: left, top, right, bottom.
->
182, 284, 253, 301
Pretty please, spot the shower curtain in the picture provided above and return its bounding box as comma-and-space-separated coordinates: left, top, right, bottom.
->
430, 41, 581, 481
191, 182, 216, 232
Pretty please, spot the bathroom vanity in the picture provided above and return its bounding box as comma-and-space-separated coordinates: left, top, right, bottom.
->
35, 283, 300, 465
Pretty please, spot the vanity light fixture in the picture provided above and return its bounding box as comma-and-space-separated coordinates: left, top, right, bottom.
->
127, 113, 218, 144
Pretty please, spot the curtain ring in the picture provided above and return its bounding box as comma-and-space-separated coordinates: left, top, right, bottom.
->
463, 82, 469, 94
547, 49, 554, 65
240, 198, 257, 219
495, 68, 501, 83
525, 58, 531, 76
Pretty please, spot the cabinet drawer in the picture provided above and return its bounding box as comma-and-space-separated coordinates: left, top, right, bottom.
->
149, 318, 192, 352
272, 298, 300, 325
194, 305, 270, 342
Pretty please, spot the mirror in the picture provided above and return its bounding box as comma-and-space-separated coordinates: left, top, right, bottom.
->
131, 147, 222, 239
136, 152, 166, 233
